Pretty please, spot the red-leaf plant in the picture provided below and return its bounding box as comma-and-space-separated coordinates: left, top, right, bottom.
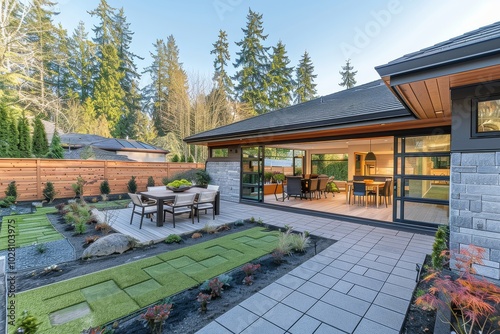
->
140, 303, 173, 334
241, 263, 261, 277
416, 245, 500, 334
208, 277, 224, 298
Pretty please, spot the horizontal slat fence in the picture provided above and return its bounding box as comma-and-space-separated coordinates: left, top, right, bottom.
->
0, 159, 205, 201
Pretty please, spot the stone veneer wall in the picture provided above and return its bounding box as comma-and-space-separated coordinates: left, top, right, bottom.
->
450, 152, 500, 279
206, 161, 241, 203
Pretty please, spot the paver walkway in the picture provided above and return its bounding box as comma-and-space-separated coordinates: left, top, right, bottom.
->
196, 202, 434, 334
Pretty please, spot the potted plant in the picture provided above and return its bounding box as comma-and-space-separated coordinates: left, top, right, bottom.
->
264, 171, 274, 183
272, 172, 285, 183
166, 179, 193, 192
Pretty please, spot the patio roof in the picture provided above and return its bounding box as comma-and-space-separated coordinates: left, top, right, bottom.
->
376, 21, 500, 120
185, 80, 414, 145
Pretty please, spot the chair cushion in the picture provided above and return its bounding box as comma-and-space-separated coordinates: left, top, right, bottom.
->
196, 203, 213, 210
134, 206, 157, 214
164, 205, 191, 214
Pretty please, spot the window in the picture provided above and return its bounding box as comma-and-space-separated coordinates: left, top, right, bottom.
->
211, 148, 228, 158
475, 97, 500, 135
310, 154, 348, 180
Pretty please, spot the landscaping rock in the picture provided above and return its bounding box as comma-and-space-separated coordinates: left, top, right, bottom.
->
81, 234, 137, 259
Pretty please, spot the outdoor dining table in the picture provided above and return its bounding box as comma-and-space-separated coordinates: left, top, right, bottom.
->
346, 181, 385, 208
140, 187, 220, 227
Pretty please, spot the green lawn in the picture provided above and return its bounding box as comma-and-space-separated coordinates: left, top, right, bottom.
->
0, 207, 61, 250
11, 227, 279, 334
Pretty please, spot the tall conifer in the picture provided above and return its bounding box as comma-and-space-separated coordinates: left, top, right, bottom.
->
32, 116, 49, 157
294, 51, 317, 104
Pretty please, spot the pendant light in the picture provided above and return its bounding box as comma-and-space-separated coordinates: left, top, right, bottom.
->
365, 139, 377, 162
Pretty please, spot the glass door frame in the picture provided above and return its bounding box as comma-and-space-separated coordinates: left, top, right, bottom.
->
393, 135, 451, 226
241, 146, 264, 202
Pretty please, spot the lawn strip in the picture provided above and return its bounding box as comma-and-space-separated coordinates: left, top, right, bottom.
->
12, 227, 278, 333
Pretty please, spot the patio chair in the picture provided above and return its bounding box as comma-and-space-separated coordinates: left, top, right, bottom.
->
207, 184, 220, 191
163, 193, 197, 227
128, 193, 157, 229
352, 182, 368, 205
316, 177, 329, 199
285, 176, 302, 199
369, 179, 392, 207
304, 178, 318, 200
193, 191, 217, 222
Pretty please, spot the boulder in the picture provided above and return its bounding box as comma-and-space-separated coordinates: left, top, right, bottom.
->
82, 233, 137, 259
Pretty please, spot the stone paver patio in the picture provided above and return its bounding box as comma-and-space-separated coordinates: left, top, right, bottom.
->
193, 201, 434, 334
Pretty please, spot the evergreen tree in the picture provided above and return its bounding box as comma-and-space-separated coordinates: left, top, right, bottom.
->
294, 51, 317, 104
267, 41, 294, 110
88, 0, 117, 47
67, 21, 97, 103
233, 8, 270, 114
8, 116, 19, 158
0, 104, 10, 157
46, 129, 64, 159
339, 59, 357, 89
31, 116, 49, 157
92, 43, 125, 135
17, 112, 32, 158
22, 0, 60, 119
211, 30, 233, 98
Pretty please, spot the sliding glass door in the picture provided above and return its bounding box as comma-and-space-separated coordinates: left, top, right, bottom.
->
394, 134, 450, 226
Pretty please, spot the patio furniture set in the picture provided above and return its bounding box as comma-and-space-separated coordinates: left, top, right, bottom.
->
128, 185, 220, 229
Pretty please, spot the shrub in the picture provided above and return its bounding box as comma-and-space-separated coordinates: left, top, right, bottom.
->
127, 176, 137, 193
291, 232, 311, 252
100, 180, 111, 196
147, 176, 155, 187
431, 225, 449, 270
75, 222, 87, 234
140, 303, 173, 334
0, 196, 16, 208
43, 181, 57, 203
15, 310, 41, 334
165, 234, 182, 244
34, 242, 47, 254
71, 175, 86, 199
170, 154, 179, 162
5, 181, 17, 201
162, 169, 210, 186
416, 245, 500, 334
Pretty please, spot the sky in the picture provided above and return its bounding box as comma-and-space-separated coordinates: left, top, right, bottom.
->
50, 0, 500, 97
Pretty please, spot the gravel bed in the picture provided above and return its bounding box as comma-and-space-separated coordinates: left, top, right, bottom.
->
0, 238, 76, 272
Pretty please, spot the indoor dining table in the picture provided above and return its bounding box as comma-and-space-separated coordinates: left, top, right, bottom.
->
140, 187, 219, 227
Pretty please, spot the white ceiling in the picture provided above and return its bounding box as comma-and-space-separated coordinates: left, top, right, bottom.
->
269, 136, 393, 151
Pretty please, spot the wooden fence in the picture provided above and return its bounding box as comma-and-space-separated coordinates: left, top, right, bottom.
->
0, 159, 205, 201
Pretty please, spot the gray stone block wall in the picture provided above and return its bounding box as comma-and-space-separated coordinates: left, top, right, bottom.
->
206, 161, 241, 203
450, 152, 500, 279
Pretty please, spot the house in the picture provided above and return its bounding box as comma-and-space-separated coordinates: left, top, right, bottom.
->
185, 21, 500, 279
61, 133, 169, 162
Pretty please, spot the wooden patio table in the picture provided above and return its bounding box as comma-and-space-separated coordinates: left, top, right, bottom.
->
140, 187, 220, 227
346, 181, 385, 208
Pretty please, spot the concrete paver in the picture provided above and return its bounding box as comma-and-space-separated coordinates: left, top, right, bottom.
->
195, 202, 434, 334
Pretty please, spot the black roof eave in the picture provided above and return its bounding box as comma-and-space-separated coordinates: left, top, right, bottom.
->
185, 108, 412, 144
94, 146, 169, 154
375, 39, 500, 79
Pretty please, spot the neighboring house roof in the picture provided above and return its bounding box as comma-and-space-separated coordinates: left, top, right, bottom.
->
185, 80, 411, 143
60, 133, 168, 154
376, 21, 500, 77
64, 145, 134, 161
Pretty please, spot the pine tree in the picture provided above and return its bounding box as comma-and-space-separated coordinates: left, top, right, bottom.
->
211, 30, 233, 98
294, 51, 317, 104
17, 112, 32, 158
233, 8, 270, 114
7, 117, 19, 158
32, 116, 49, 157
46, 129, 64, 159
67, 21, 97, 103
339, 59, 357, 89
267, 41, 294, 110
0, 104, 10, 157
92, 43, 125, 135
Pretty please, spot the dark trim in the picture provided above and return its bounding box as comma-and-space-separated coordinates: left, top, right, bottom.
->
185, 109, 411, 143
471, 95, 500, 138
245, 200, 437, 235
375, 40, 500, 78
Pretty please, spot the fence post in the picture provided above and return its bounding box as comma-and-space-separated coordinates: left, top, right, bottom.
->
104, 160, 108, 180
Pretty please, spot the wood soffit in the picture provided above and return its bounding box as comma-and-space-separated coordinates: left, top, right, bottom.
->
383, 64, 500, 120
204, 117, 451, 147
